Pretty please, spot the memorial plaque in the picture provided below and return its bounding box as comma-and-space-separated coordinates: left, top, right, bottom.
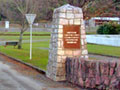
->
63, 25, 80, 49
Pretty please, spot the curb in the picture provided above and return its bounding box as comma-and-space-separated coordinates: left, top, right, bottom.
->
0, 52, 46, 75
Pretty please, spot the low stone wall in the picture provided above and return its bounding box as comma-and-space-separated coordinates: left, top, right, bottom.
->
66, 58, 120, 89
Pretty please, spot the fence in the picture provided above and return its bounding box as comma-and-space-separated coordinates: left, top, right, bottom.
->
86, 35, 120, 47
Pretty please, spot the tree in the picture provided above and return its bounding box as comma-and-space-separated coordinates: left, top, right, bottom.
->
13, 0, 40, 49
0, 0, 40, 49
83, 0, 120, 19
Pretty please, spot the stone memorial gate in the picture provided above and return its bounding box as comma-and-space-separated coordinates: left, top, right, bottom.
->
46, 4, 120, 89
46, 4, 88, 81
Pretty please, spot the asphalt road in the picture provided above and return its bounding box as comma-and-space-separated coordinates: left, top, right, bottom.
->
0, 55, 79, 90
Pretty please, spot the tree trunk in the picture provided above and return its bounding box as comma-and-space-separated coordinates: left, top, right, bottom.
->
18, 31, 24, 49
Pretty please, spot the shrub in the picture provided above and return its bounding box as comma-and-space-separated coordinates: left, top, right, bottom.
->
97, 23, 120, 34
116, 24, 120, 34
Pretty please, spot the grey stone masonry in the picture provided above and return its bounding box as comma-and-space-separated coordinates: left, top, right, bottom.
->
46, 4, 88, 81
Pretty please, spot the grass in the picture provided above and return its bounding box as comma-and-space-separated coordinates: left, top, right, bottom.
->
0, 41, 49, 70
0, 31, 51, 35
0, 32, 51, 41
87, 44, 120, 57
0, 32, 120, 70
0, 36, 50, 41
0, 41, 120, 71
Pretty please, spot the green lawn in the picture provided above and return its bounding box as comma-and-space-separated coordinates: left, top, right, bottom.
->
0, 41, 120, 71
0, 36, 50, 41
0, 41, 49, 70
87, 44, 120, 57
0, 31, 51, 35
0, 33, 120, 70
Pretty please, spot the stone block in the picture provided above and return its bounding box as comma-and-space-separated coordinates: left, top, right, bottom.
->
58, 28, 63, 33
95, 75, 101, 85
57, 56, 62, 62
81, 39, 84, 45
73, 9, 80, 14
61, 56, 66, 63
58, 25, 63, 29
69, 19, 74, 25
74, 19, 81, 25
78, 69, 82, 78
66, 10, 73, 13
65, 50, 73, 56
116, 64, 120, 77
58, 33, 63, 38
57, 50, 64, 55
85, 55, 89, 59
54, 29, 58, 33
110, 76, 117, 85
56, 67, 66, 75
56, 63, 63, 68
85, 78, 91, 88
59, 19, 68, 25
78, 78, 84, 87
81, 35, 86, 39
66, 7, 73, 11
88, 69, 95, 78
75, 14, 82, 18
90, 78, 96, 88
110, 62, 117, 68
54, 76, 61, 81
100, 62, 109, 76
58, 41, 62, 47
104, 76, 110, 86
53, 14, 57, 19
81, 24, 85, 30
60, 76, 66, 81
81, 46, 85, 49
54, 19, 59, 24
84, 39, 87, 44
73, 50, 81, 56
110, 68, 115, 76
79, 9, 83, 13
66, 13, 74, 19
82, 50, 88, 55
81, 29, 85, 35
59, 8, 67, 13
58, 13, 66, 18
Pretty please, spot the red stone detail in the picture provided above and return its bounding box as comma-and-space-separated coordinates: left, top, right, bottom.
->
85, 78, 91, 88
78, 78, 84, 87
95, 75, 101, 85
110, 68, 114, 76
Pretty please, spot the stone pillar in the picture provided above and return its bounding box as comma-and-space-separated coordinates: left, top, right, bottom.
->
46, 4, 88, 81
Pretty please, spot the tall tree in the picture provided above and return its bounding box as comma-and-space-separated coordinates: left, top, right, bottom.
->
0, 0, 40, 49
13, 0, 40, 49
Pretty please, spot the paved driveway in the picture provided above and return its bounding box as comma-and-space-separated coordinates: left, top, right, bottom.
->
0, 55, 79, 90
